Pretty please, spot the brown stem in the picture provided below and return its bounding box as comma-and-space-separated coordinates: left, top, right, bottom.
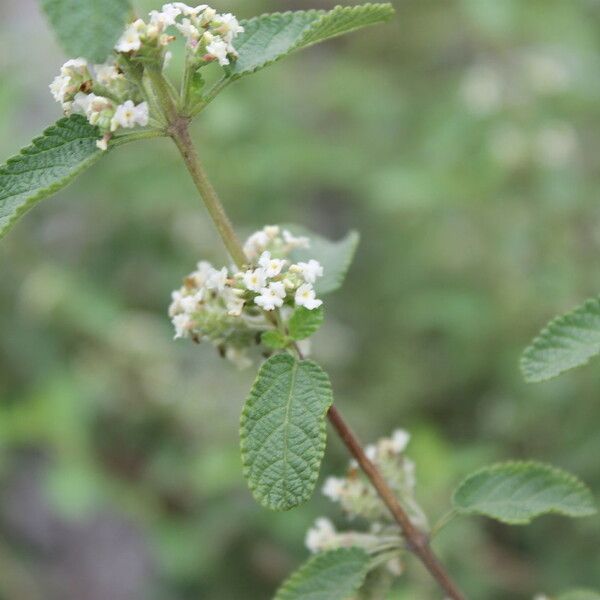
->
327, 406, 466, 600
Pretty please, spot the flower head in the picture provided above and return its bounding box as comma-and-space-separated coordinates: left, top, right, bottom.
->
295, 283, 322, 310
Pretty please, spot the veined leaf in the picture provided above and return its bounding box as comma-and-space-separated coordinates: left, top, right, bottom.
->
557, 591, 600, 600
40, 0, 131, 63
230, 4, 395, 79
521, 296, 600, 383
275, 548, 371, 600
0, 115, 103, 239
452, 462, 596, 525
261, 330, 288, 349
287, 226, 360, 295
240, 353, 333, 510
288, 307, 324, 341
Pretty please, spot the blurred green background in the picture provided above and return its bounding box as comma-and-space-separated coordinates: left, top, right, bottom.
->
1, 0, 600, 598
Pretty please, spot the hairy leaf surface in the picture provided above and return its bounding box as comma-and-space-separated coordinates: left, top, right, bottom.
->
288, 307, 324, 341
521, 296, 600, 382
230, 4, 395, 79
240, 354, 333, 510
452, 462, 596, 525
287, 226, 360, 295
0, 115, 103, 239
40, 0, 131, 62
274, 547, 370, 600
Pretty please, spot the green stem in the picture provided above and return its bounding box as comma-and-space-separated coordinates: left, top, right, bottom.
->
190, 77, 231, 117
111, 129, 165, 147
431, 509, 458, 539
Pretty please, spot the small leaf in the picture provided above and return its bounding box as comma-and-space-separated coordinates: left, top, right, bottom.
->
452, 461, 596, 525
557, 591, 600, 600
240, 353, 333, 510
40, 0, 132, 63
0, 115, 104, 239
287, 226, 360, 295
231, 4, 395, 80
288, 306, 324, 340
274, 547, 371, 600
521, 296, 600, 383
262, 330, 288, 349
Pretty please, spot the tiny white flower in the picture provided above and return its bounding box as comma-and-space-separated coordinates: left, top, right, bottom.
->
283, 229, 310, 249
258, 251, 287, 278
49, 74, 70, 103
115, 22, 144, 52
264, 225, 280, 239
96, 138, 109, 151
213, 13, 244, 43
199, 6, 216, 26
365, 444, 377, 461
305, 518, 336, 553
94, 63, 122, 86
111, 100, 149, 131
296, 259, 323, 283
172, 2, 207, 17
172, 313, 193, 339
255, 282, 286, 311
206, 266, 228, 291
180, 290, 203, 313
390, 429, 410, 454
223, 288, 245, 316
243, 268, 267, 292
295, 283, 322, 310
243, 230, 270, 259
72, 91, 92, 114
176, 17, 200, 41
61, 58, 89, 77
206, 35, 230, 66
322, 477, 345, 501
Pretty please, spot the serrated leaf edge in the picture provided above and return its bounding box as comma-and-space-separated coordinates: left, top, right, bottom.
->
520, 295, 600, 383
0, 115, 103, 238
452, 460, 597, 525
239, 353, 333, 511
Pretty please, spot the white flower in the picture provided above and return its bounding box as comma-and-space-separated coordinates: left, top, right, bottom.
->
94, 63, 122, 86
365, 444, 377, 461
305, 518, 336, 553
176, 17, 200, 41
390, 429, 410, 454
111, 100, 149, 131
295, 283, 322, 310
258, 251, 287, 278
115, 21, 145, 52
243, 268, 267, 292
172, 2, 208, 16
61, 58, 89, 77
243, 230, 270, 259
322, 477, 345, 501
49, 75, 70, 103
206, 266, 228, 291
206, 35, 230, 65
283, 229, 310, 249
85, 94, 115, 126
179, 290, 203, 313
96, 136, 109, 151
223, 288, 245, 316
172, 313, 193, 339
255, 282, 286, 311
214, 13, 244, 43
296, 259, 323, 284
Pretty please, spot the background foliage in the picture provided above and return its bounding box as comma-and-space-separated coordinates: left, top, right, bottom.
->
1, 0, 599, 598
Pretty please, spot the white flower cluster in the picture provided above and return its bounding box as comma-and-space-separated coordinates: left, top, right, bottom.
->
116, 3, 244, 66
168, 225, 324, 366
50, 57, 149, 151
321, 429, 427, 527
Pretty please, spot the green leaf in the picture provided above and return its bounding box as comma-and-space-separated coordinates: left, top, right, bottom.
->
521, 296, 600, 383
230, 4, 395, 79
262, 330, 288, 349
0, 115, 104, 239
240, 353, 333, 510
557, 591, 600, 600
288, 307, 325, 341
274, 548, 371, 600
287, 226, 360, 295
40, 0, 131, 63
452, 461, 596, 525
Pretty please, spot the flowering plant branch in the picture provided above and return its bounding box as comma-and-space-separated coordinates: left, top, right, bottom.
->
0, 2, 598, 598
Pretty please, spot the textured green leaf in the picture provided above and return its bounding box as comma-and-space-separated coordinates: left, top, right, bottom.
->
287, 226, 360, 295
40, 0, 131, 63
262, 330, 288, 349
452, 462, 596, 525
288, 307, 324, 341
230, 4, 395, 79
521, 296, 600, 383
240, 353, 333, 510
0, 115, 103, 239
557, 591, 600, 600
275, 548, 371, 600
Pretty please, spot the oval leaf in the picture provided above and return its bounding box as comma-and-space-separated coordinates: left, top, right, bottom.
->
287, 226, 360, 295
40, 0, 132, 63
452, 462, 596, 525
288, 306, 324, 341
240, 353, 333, 510
231, 4, 395, 79
275, 548, 370, 600
0, 115, 104, 239
521, 296, 600, 383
